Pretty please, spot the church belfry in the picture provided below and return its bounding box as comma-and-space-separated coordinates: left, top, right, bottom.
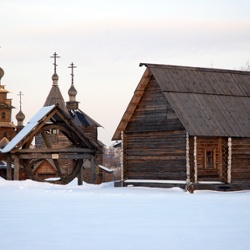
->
0, 67, 16, 143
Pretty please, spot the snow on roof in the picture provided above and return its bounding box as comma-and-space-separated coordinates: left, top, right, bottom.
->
99, 165, 113, 173
1, 105, 55, 153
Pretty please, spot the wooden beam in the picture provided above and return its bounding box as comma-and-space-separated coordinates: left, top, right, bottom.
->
6, 155, 12, 180
52, 158, 63, 176
90, 155, 96, 184
41, 131, 52, 148
18, 148, 95, 154
11, 109, 58, 153
194, 136, 198, 183
59, 159, 83, 184
121, 131, 124, 183
19, 153, 92, 160
13, 156, 20, 180
227, 137, 232, 183
186, 132, 190, 184
112, 68, 152, 141
77, 166, 83, 186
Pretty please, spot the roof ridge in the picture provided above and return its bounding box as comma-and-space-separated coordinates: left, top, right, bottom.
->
140, 63, 250, 75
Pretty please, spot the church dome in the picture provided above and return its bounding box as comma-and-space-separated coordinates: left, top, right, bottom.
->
0, 67, 4, 82
68, 84, 77, 97
52, 73, 59, 81
16, 110, 25, 122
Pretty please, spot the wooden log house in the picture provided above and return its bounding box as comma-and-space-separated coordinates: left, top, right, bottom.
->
113, 63, 250, 191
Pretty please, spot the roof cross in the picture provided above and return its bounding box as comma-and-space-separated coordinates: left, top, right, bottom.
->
18, 91, 24, 111
50, 52, 60, 73
68, 62, 77, 84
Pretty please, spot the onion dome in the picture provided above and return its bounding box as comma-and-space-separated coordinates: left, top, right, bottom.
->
68, 84, 77, 101
16, 110, 25, 122
0, 67, 4, 84
52, 73, 59, 86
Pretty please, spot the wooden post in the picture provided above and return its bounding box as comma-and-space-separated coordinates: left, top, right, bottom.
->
121, 131, 124, 184
194, 136, 198, 183
77, 165, 83, 186
186, 132, 190, 184
227, 137, 232, 183
14, 156, 20, 180
218, 138, 223, 180
90, 155, 96, 184
6, 155, 12, 180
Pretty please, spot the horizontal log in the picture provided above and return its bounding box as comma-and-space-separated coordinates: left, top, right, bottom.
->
18, 153, 92, 160
18, 148, 96, 154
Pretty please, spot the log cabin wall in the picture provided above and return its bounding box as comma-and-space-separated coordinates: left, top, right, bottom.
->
124, 76, 186, 180
34, 160, 57, 179
82, 126, 97, 142
231, 138, 250, 182
188, 136, 195, 182
195, 137, 228, 182
196, 137, 220, 181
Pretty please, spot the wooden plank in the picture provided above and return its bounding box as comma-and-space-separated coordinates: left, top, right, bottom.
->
19, 153, 92, 159
90, 155, 96, 184
19, 148, 95, 153
6, 155, 12, 180
13, 156, 19, 180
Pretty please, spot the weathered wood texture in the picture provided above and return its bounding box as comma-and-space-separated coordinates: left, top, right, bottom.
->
126, 77, 185, 133
124, 131, 186, 180
123, 77, 186, 180
114, 63, 250, 189
34, 160, 58, 179
231, 138, 250, 182
82, 126, 97, 142
194, 137, 228, 182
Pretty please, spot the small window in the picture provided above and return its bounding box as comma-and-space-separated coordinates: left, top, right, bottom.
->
52, 128, 58, 135
205, 149, 216, 169
2, 112, 5, 119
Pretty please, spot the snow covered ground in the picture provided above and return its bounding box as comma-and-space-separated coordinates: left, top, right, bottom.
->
1, 178, 250, 250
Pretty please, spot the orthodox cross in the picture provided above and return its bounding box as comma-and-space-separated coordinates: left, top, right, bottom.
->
50, 52, 60, 73
18, 91, 24, 111
68, 62, 77, 84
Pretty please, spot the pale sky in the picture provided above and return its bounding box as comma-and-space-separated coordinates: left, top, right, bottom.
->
1, 0, 250, 146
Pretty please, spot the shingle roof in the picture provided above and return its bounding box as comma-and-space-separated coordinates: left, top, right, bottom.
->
68, 109, 102, 127
1, 105, 100, 153
44, 85, 67, 113
113, 63, 250, 140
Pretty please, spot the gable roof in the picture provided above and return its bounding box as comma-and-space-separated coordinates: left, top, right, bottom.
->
1, 105, 100, 153
113, 63, 250, 140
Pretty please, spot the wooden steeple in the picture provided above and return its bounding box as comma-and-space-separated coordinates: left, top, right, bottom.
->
44, 52, 67, 112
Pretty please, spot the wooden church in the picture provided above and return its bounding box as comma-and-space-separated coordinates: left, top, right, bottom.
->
113, 63, 250, 191
0, 54, 113, 184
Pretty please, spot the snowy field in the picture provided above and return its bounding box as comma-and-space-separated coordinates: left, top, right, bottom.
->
1, 178, 250, 250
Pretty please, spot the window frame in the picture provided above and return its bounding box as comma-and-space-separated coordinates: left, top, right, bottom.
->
204, 148, 217, 169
